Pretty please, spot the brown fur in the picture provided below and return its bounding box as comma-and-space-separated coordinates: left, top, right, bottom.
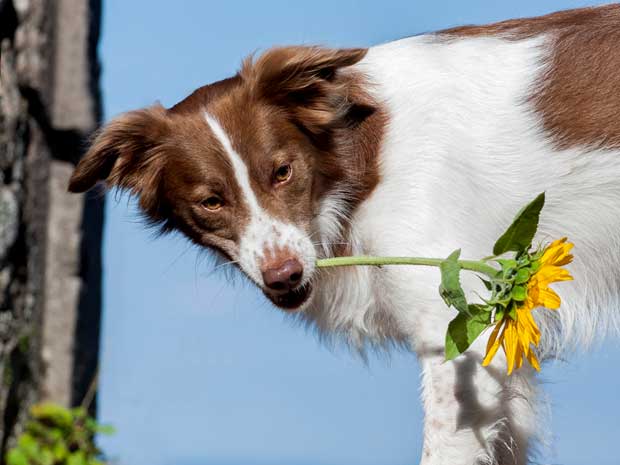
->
439, 4, 620, 150
240, 47, 368, 134
68, 106, 171, 221
68, 46, 384, 260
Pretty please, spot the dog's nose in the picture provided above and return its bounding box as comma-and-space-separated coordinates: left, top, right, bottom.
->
262, 258, 303, 292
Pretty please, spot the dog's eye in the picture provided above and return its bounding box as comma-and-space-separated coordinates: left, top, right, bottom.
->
274, 164, 292, 184
202, 196, 223, 211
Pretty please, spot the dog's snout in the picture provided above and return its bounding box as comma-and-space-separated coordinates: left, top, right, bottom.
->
262, 258, 303, 292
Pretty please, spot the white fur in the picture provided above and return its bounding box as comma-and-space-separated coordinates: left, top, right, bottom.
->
312, 188, 356, 257
204, 113, 316, 288
302, 34, 620, 464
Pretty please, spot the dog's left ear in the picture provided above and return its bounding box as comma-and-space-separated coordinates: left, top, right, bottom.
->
241, 46, 367, 135
68, 105, 171, 222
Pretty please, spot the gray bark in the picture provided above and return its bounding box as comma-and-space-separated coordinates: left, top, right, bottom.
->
0, 0, 103, 453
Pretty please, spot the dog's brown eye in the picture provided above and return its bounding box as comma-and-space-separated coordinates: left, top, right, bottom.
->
274, 164, 292, 184
202, 196, 223, 211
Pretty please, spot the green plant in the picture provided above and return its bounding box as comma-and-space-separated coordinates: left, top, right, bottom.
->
317, 193, 574, 373
6, 403, 114, 465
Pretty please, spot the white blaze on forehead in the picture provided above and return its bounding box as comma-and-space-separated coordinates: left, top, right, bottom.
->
204, 112, 317, 290
204, 113, 261, 214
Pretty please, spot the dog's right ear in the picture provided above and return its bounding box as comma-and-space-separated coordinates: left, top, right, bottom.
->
68, 105, 170, 217
241, 46, 368, 136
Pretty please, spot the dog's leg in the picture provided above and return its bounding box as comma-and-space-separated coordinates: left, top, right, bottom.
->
416, 340, 539, 465
376, 261, 543, 463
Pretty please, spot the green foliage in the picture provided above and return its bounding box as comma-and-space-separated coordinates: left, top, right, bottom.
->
443, 193, 547, 361
6, 403, 114, 465
445, 305, 492, 361
493, 192, 545, 256
514, 268, 530, 284
511, 285, 527, 301
438, 249, 469, 314
316, 192, 550, 366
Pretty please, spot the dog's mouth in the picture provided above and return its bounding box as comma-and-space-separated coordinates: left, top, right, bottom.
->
264, 283, 313, 311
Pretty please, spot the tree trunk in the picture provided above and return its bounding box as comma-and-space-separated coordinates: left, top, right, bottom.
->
0, 0, 102, 453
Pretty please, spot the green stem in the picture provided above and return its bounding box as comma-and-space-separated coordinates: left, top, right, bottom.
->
316, 255, 500, 278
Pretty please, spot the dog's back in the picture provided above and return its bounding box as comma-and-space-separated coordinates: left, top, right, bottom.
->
313, 6, 620, 464
329, 4, 620, 353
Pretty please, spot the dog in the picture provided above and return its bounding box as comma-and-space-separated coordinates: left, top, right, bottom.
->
68, 5, 620, 464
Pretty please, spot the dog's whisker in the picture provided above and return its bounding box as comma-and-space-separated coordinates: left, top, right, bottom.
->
201, 259, 240, 278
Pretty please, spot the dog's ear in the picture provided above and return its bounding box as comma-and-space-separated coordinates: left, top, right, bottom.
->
241, 46, 367, 135
68, 104, 170, 220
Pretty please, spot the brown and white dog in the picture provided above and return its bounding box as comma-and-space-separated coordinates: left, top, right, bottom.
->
69, 5, 620, 465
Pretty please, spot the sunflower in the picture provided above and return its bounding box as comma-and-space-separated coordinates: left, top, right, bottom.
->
482, 238, 574, 374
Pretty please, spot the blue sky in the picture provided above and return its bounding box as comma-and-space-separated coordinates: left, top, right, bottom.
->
98, 1, 619, 464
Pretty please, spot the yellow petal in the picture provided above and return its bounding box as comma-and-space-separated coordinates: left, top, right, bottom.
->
526, 347, 541, 371
522, 293, 536, 313
554, 253, 574, 267
482, 321, 504, 367
536, 287, 561, 309
519, 308, 541, 345
503, 321, 518, 375
541, 237, 567, 262
516, 317, 535, 350
515, 341, 524, 370
479, 236, 574, 375
541, 238, 573, 266
535, 266, 573, 286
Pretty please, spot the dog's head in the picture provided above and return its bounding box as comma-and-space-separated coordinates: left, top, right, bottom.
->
69, 46, 382, 311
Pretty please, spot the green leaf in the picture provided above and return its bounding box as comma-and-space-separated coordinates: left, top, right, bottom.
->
85, 418, 98, 432
39, 448, 54, 465
445, 305, 492, 361
6, 449, 29, 465
17, 434, 40, 459
53, 443, 68, 461
31, 403, 73, 428
508, 302, 517, 320
496, 258, 517, 269
95, 424, 116, 435
24, 421, 63, 444
517, 254, 532, 267
492, 296, 513, 308
67, 451, 88, 465
71, 407, 88, 420
511, 285, 527, 301
514, 268, 530, 284
493, 192, 545, 256
438, 249, 468, 314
